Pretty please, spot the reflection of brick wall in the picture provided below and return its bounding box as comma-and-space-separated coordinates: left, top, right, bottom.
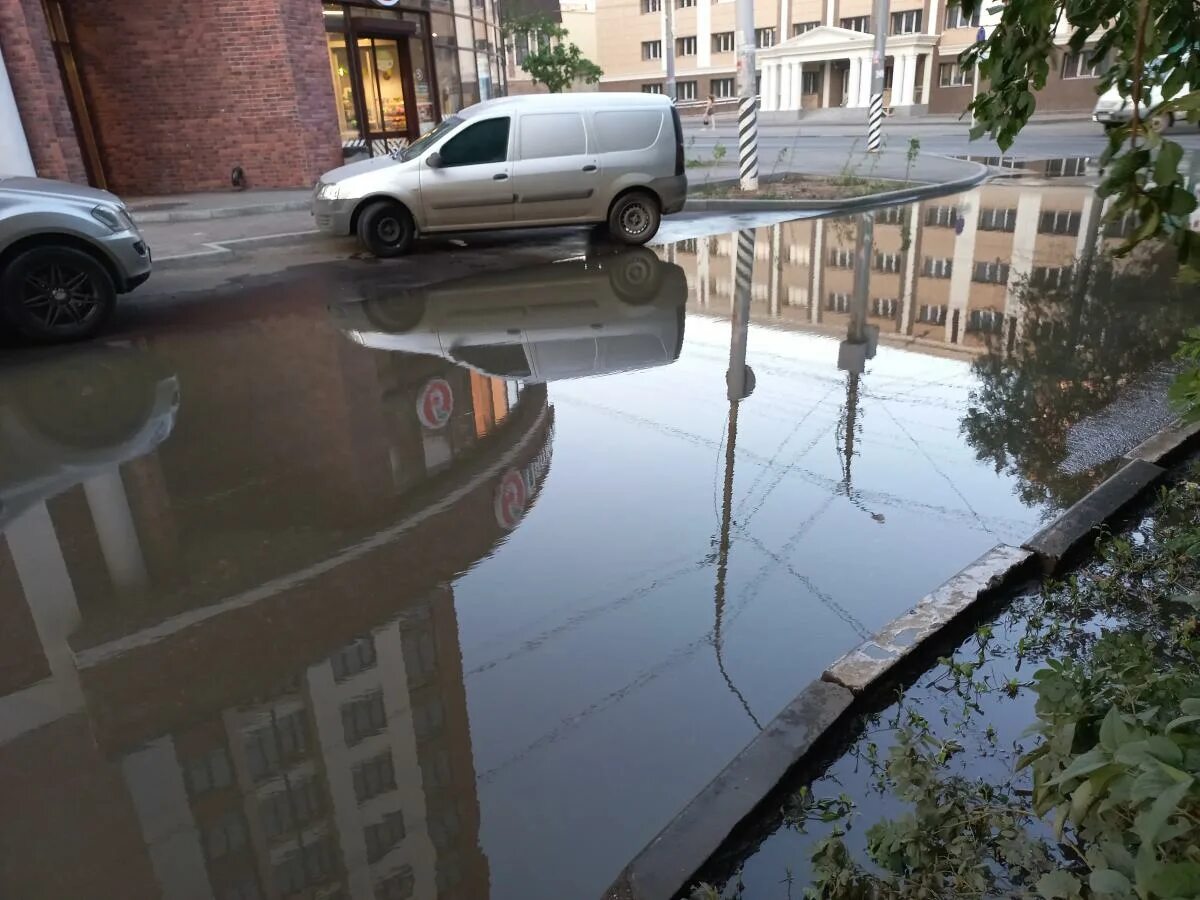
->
0, 0, 87, 183
65, 0, 342, 193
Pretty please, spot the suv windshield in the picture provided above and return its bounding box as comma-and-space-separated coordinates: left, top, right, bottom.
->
400, 116, 463, 161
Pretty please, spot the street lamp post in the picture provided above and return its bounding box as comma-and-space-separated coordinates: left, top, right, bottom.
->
867, 0, 888, 152
735, 0, 759, 190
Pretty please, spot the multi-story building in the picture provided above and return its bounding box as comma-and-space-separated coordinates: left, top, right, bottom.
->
506, 0, 600, 95
595, 0, 1106, 116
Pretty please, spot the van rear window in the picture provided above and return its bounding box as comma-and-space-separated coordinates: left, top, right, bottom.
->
594, 111, 665, 152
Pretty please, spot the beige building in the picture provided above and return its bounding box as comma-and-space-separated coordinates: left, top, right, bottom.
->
595, 0, 1107, 116
506, 0, 601, 94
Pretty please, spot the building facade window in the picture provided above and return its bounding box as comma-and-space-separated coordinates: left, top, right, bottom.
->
183, 748, 234, 796
874, 252, 901, 272
890, 10, 922, 33
972, 260, 1011, 283
1030, 265, 1074, 287
875, 205, 904, 224
827, 292, 851, 312
1045, 157, 1091, 176
917, 304, 947, 324
840, 15, 870, 32
922, 257, 953, 278
677, 79, 698, 100
676, 0, 696, 7
924, 204, 959, 226
341, 690, 387, 746
641, 83, 664, 94
978, 207, 1017, 232
872, 297, 899, 316
944, 4, 980, 27
244, 711, 308, 783
260, 777, 324, 837
365, 811, 407, 863
828, 247, 855, 268
1062, 50, 1104, 79
968, 309, 1004, 333
641, 0, 661, 10
938, 62, 974, 87
377, 866, 416, 900
274, 838, 336, 894
642, 40, 663, 60
1039, 209, 1082, 235
676, 36, 698, 56
802, 70, 822, 94
353, 751, 398, 803
711, 77, 736, 98
713, 31, 735, 53
331, 635, 377, 682
204, 813, 249, 861
755, 27, 777, 48
793, 20, 820, 35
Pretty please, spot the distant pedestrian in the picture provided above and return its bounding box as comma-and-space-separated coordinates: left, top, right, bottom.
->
703, 94, 716, 130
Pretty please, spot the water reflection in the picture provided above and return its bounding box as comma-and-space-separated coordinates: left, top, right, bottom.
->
656, 178, 1200, 508
0, 321, 550, 898
329, 248, 688, 383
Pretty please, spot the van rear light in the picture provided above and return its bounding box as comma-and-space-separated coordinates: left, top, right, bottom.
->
671, 106, 685, 176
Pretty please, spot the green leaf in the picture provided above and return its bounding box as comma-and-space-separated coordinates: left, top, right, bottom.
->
1100, 705, 1130, 751
1145, 735, 1184, 766
1131, 764, 1180, 804
1133, 779, 1191, 847
1089, 868, 1133, 897
1155, 140, 1184, 184
1148, 861, 1200, 897
1184, 698, 1200, 715
1166, 714, 1200, 733
1050, 747, 1112, 785
1168, 186, 1199, 216
1163, 67, 1191, 101
1037, 870, 1081, 899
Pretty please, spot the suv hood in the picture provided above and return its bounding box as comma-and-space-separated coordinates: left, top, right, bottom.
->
0, 176, 123, 206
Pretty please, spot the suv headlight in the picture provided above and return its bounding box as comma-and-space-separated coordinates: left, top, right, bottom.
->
91, 205, 123, 232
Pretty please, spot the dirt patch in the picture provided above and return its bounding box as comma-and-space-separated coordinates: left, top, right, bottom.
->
693, 173, 914, 201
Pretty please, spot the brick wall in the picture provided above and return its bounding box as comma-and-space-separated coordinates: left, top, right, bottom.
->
0, 0, 88, 183
66, 0, 343, 194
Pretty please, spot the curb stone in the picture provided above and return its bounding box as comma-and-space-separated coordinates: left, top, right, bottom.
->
822, 544, 1034, 693
602, 679, 853, 900
131, 199, 311, 224
1023, 458, 1166, 573
1122, 418, 1200, 467
683, 155, 990, 215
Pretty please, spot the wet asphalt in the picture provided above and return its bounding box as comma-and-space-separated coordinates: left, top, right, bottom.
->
2, 170, 1198, 900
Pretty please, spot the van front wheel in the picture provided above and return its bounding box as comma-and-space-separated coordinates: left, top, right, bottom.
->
607, 192, 661, 246
357, 200, 416, 258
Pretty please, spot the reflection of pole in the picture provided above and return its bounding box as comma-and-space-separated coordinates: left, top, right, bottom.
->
867, 0, 888, 152
714, 228, 761, 730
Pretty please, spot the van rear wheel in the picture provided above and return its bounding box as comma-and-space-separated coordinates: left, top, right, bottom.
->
357, 200, 416, 258
607, 191, 661, 246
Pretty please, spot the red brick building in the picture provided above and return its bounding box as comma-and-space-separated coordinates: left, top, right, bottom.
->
0, 0, 505, 195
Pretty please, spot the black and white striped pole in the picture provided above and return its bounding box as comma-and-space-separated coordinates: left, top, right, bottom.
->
866, 0, 888, 152
735, 0, 758, 190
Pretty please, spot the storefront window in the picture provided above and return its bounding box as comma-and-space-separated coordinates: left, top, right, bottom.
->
459, 49, 480, 105
327, 33, 360, 141
434, 44, 464, 114
358, 37, 409, 134
408, 37, 437, 132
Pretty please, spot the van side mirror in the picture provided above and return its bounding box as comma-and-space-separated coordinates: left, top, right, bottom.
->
426, 152, 443, 169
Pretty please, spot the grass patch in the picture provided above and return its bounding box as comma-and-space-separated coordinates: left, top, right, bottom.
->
692, 174, 914, 201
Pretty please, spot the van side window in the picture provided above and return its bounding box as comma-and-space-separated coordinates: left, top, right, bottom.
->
593, 111, 664, 153
439, 117, 510, 167
518, 113, 588, 159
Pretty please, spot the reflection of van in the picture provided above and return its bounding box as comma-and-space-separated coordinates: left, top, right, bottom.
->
313, 93, 688, 257
329, 248, 689, 382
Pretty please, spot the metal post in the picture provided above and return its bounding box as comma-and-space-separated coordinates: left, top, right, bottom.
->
736, 0, 759, 190
727, 228, 757, 401
664, 0, 677, 102
867, 0, 888, 151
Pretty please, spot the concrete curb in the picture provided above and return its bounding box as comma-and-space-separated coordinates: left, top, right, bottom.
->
154, 229, 329, 270
604, 415, 1200, 900
822, 544, 1035, 693
602, 680, 853, 900
131, 199, 311, 224
682, 155, 990, 215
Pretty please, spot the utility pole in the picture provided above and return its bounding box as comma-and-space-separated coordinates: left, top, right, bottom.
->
735, 0, 758, 190
866, 0, 888, 152
664, 0, 677, 102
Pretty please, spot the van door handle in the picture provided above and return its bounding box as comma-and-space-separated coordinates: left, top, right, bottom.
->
493, 173, 509, 181
582, 164, 598, 172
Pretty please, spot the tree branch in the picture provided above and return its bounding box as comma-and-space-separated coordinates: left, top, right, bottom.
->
1130, 0, 1152, 147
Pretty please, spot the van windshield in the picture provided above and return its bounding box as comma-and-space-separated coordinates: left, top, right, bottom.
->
400, 116, 463, 161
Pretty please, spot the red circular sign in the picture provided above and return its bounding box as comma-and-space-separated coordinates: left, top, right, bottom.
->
416, 378, 454, 430
494, 469, 529, 530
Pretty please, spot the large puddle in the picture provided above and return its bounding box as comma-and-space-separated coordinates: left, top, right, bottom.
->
2, 176, 1197, 900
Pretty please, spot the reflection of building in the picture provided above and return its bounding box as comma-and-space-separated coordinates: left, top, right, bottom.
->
597, 0, 1106, 117
0, 0, 503, 192
0, 300, 553, 899
505, 0, 600, 96
658, 179, 1126, 357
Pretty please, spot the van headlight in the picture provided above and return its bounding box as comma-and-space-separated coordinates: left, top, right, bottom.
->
318, 182, 343, 200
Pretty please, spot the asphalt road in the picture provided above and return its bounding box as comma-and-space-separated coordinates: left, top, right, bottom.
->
682, 118, 1200, 162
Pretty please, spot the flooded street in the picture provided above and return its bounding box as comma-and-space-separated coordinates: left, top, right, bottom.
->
2, 173, 1197, 900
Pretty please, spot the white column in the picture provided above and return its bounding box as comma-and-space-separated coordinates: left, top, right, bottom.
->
810, 219, 824, 322
821, 61, 832, 107
768, 62, 781, 110
947, 188, 981, 343
920, 52, 933, 104
846, 57, 861, 107
122, 738, 214, 900
83, 468, 149, 594
857, 53, 873, 107
927, 0, 942, 33
782, 61, 795, 110
698, 235, 711, 307
698, 0, 713, 68
897, 53, 913, 105
1005, 190, 1043, 341
779, 0, 791, 49
824, 0, 836, 26
900, 200, 920, 333
0, 44, 35, 176
769, 223, 783, 316
792, 61, 804, 109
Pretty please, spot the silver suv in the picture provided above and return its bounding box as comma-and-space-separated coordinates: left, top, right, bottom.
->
0, 176, 151, 342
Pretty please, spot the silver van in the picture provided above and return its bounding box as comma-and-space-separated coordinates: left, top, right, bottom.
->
313, 93, 688, 257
